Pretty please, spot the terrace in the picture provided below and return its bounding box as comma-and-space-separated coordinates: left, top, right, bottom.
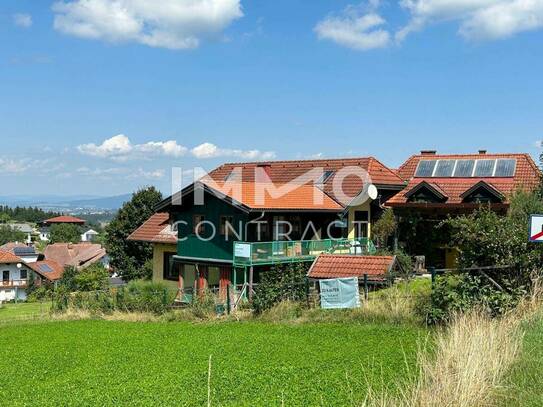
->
0, 279, 28, 289
233, 238, 376, 267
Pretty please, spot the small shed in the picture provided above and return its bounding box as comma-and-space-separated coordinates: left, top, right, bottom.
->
307, 254, 399, 281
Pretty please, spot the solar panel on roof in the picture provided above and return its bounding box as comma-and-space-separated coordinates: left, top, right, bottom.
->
453, 160, 475, 177
474, 159, 496, 177
13, 247, 35, 256
415, 160, 437, 177
434, 160, 455, 177
39, 264, 53, 273
494, 159, 516, 177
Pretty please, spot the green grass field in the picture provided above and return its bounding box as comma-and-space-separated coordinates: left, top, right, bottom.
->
0, 302, 51, 322
505, 311, 543, 406
0, 319, 426, 406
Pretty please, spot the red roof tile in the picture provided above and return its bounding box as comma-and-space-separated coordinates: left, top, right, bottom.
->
28, 260, 64, 281
128, 213, 177, 244
201, 181, 343, 211
388, 152, 540, 206
0, 250, 23, 264
43, 243, 106, 269
43, 215, 86, 225
308, 254, 396, 279
207, 157, 405, 204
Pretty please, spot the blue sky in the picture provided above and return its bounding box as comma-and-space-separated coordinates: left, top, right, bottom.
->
1, 0, 542, 197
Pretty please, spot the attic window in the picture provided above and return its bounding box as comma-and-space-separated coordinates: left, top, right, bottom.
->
461, 182, 504, 204
316, 170, 335, 184
405, 182, 447, 204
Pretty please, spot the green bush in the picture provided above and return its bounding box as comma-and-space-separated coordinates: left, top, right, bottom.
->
116, 280, 174, 314
253, 262, 309, 314
426, 273, 526, 324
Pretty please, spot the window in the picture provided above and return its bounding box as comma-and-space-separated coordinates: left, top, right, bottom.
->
193, 215, 205, 235
474, 160, 496, 177
163, 252, 182, 281
354, 211, 369, 238
453, 160, 475, 177
415, 160, 437, 177
220, 216, 234, 237
316, 170, 335, 184
208, 267, 220, 288
20, 269, 27, 280
434, 160, 455, 177
2, 270, 9, 282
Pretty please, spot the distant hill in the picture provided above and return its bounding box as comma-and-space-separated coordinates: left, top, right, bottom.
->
65, 194, 133, 209
0, 193, 132, 211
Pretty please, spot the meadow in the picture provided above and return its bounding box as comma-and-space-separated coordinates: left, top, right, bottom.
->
0, 319, 425, 406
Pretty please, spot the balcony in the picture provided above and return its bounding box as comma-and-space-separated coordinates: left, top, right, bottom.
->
0, 279, 28, 289
233, 238, 376, 267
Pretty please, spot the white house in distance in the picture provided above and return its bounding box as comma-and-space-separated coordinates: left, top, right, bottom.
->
39, 215, 86, 241
10, 223, 35, 244
0, 251, 34, 302
81, 229, 99, 242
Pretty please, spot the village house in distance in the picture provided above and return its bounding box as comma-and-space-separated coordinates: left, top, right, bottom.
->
129, 150, 541, 294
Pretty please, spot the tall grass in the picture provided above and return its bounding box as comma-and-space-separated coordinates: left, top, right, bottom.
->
365, 308, 532, 406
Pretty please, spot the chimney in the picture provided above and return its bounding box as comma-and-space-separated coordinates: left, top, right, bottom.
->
420, 150, 437, 155
255, 164, 272, 183
478, 150, 487, 155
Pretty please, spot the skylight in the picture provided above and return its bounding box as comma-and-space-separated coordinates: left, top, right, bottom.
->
415, 158, 516, 178
316, 170, 335, 184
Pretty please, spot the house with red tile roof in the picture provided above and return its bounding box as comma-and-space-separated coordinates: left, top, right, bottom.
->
39, 215, 86, 241
0, 251, 39, 302
130, 157, 405, 293
386, 150, 541, 267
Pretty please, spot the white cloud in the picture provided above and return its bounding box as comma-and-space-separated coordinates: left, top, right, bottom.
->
0, 158, 30, 174
78, 134, 132, 159
397, 0, 543, 42
137, 140, 187, 157
13, 13, 33, 28
191, 142, 276, 160
52, 0, 243, 50
315, 2, 391, 50
77, 134, 187, 160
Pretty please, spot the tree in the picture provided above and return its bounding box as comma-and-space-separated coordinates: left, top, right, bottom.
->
429, 191, 543, 321
58, 264, 109, 291
0, 213, 10, 224
105, 187, 163, 281
49, 223, 81, 244
372, 208, 397, 248
0, 225, 26, 245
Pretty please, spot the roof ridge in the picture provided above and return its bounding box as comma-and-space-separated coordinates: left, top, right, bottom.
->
218, 156, 374, 167
368, 157, 405, 184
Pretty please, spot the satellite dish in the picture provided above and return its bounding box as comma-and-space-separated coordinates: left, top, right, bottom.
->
368, 184, 378, 200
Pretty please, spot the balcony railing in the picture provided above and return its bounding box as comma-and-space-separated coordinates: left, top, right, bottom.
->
233, 238, 376, 267
0, 279, 28, 289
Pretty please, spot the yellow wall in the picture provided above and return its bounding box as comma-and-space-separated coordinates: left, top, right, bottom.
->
347, 200, 372, 239
152, 243, 178, 289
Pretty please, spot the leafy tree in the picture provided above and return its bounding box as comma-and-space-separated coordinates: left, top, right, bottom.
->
0, 213, 10, 224
0, 225, 26, 245
104, 187, 163, 281
253, 262, 309, 313
74, 264, 109, 291
372, 208, 397, 248
58, 264, 109, 292
49, 223, 81, 244
430, 191, 543, 322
